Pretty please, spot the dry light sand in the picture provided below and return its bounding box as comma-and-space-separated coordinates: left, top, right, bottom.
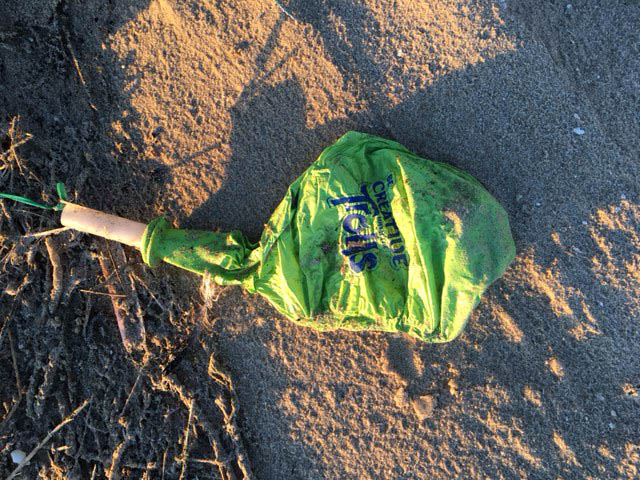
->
0, 0, 639, 478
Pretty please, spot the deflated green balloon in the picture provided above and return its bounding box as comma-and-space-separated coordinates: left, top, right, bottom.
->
141, 132, 515, 342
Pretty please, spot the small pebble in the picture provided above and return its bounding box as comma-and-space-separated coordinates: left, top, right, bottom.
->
621, 193, 626, 200
582, 220, 588, 225
411, 394, 435, 420
447, 378, 460, 397
608, 422, 615, 429
535, 202, 542, 207
611, 410, 617, 417
596, 393, 605, 401
11, 450, 26, 464
394, 388, 408, 408
573, 127, 585, 135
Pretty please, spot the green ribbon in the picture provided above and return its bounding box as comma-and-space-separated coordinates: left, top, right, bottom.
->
0, 182, 67, 211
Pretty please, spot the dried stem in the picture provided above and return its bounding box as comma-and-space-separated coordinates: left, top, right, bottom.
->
118, 371, 142, 418
1, 116, 32, 174
274, 0, 299, 22
0, 390, 23, 430
45, 236, 64, 313
0, 326, 24, 431
98, 252, 129, 351
22, 226, 71, 239
80, 289, 126, 298
178, 399, 194, 480
7, 399, 89, 480
107, 436, 133, 480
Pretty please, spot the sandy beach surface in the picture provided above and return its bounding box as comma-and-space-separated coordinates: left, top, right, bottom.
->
1, 1, 639, 478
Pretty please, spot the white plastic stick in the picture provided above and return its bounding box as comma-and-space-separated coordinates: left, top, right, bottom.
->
60, 203, 146, 249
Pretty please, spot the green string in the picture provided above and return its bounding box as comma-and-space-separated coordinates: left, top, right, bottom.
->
0, 182, 68, 211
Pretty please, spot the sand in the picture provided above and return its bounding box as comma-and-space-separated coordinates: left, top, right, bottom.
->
0, 0, 639, 478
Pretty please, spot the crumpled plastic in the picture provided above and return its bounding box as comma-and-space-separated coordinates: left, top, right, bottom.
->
141, 131, 515, 342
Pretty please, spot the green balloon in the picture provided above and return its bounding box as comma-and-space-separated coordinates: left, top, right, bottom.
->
141, 132, 515, 342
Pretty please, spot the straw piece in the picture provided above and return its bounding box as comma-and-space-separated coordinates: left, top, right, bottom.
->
6, 399, 89, 480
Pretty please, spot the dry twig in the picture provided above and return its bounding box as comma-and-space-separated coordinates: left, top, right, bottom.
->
80, 289, 126, 298
6, 399, 89, 480
118, 371, 142, 418
103, 243, 149, 354
1, 117, 32, 174
178, 399, 194, 480
98, 250, 132, 352
130, 271, 166, 312
0, 389, 23, 431
0, 322, 24, 430
274, 0, 299, 22
22, 226, 71, 239
57, 17, 98, 112
45, 236, 64, 313
83, 293, 93, 339
106, 436, 133, 480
